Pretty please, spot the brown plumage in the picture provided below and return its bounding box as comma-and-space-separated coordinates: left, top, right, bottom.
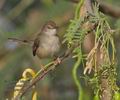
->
32, 21, 60, 59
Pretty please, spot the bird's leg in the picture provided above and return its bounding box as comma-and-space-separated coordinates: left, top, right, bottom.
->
53, 56, 61, 65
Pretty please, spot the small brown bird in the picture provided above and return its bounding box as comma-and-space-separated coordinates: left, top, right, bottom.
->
8, 21, 61, 62
32, 20, 61, 59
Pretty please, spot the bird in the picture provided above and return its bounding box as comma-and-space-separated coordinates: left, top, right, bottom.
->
32, 20, 61, 60
8, 21, 61, 64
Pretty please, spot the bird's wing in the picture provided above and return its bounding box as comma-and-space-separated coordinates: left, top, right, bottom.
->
32, 38, 40, 56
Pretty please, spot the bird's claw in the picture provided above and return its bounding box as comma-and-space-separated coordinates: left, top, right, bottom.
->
54, 57, 61, 65
51, 57, 61, 70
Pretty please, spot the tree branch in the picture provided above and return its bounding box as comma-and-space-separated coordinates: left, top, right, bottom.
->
13, 46, 73, 100
98, 0, 120, 18
70, 0, 120, 18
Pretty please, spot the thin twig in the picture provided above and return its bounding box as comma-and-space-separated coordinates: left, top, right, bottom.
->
13, 46, 73, 100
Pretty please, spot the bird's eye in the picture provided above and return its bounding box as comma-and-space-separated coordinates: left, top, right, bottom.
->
47, 25, 52, 29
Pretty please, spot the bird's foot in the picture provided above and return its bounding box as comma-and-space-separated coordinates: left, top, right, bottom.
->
51, 57, 61, 70
53, 57, 61, 65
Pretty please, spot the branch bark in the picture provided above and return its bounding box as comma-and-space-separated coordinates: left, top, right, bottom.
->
98, 0, 120, 18
70, 0, 120, 18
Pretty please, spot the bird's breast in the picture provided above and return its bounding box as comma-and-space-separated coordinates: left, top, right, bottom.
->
36, 36, 60, 58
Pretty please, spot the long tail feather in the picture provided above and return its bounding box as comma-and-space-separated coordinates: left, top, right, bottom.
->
8, 37, 34, 44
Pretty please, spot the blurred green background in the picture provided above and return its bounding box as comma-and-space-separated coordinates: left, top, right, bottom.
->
0, 0, 120, 100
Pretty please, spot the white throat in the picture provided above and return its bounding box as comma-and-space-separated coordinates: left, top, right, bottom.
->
44, 28, 57, 36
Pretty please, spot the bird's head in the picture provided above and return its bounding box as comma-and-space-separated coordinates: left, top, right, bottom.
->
42, 20, 58, 36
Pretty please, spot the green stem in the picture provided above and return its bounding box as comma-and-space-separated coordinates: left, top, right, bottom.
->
34, 62, 54, 78
72, 54, 83, 100
75, 0, 84, 19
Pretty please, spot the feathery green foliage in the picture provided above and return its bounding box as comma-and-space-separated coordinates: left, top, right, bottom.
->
63, 1, 119, 100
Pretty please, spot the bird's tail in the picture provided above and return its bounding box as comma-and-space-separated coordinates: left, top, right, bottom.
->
8, 37, 34, 45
